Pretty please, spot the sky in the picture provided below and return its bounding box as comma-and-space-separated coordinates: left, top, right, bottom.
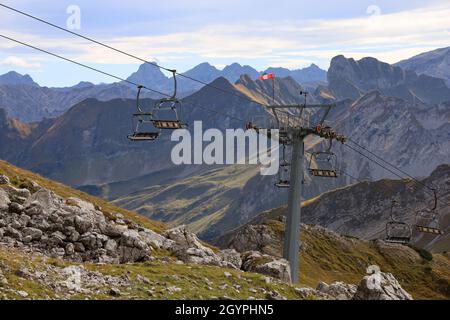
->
0, 0, 449, 87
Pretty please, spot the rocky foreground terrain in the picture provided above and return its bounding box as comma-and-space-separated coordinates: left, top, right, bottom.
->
0, 160, 445, 300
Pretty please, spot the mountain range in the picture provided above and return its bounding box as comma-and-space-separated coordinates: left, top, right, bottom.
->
396, 46, 450, 86
220, 164, 450, 252
0, 46, 449, 244
0, 63, 327, 123
327, 55, 450, 104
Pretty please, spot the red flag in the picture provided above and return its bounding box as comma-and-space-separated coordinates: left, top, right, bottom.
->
259, 73, 274, 81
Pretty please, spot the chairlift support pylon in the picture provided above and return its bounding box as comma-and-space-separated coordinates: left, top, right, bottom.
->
246, 92, 346, 284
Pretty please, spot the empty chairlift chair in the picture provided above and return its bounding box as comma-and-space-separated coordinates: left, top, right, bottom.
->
308, 149, 339, 178
415, 189, 443, 235
151, 70, 185, 131
275, 145, 291, 188
385, 200, 412, 244
128, 85, 161, 141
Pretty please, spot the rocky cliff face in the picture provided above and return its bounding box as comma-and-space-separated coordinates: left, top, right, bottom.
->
265, 64, 327, 85
0, 81, 160, 123
0, 71, 38, 86
328, 55, 450, 104
1, 77, 269, 186
216, 219, 449, 299
0, 162, 426, 300
396, 46, 450, 86
329, 91, 450, 180
0, 163, 295, 284
231, 164, 450, 253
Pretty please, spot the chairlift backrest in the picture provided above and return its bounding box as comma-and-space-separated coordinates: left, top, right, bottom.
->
151, 70, 186, 130
128, 85, 161, 142
385, 200, 412, 244
414, 189, 443, 235
276, 145, 291, 188
308, 148, 339, 178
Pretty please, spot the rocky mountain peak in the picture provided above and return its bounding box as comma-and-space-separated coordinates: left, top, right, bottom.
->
126, 63, 168, 89
396, 46, 450, 86
222, 63, 260, 83
0, 71, 38, 87
182, 62, 221, 83
328, 54, 450, 104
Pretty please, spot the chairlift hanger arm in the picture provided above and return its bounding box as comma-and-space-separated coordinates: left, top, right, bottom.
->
390, 200, 398, 222
136, 85, 144, 113
431, 188, 438, 211
168, 69, 177, 99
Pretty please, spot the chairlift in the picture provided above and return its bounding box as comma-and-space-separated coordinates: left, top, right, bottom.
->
308, 140, 339, 178
415, 189, 443, 235
279, 128, 291, 145
275, 145, 290, 188
128, 85, 161, 141
151, 70, 185, 130
385, 200, 412, 244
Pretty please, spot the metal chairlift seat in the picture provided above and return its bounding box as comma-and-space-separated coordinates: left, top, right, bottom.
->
415, 189, 443, 235
278, 127, 291, 145
308, 151, 339, 178
128, 86, 161, 142
415, 210, 443, 235
151, 70, 186, 130
128, 70, 185, 141
385, 200, 412, 244
275, 164, 291, 188
152, 98, 185, 130
386, 221, 412, 244
127, 132, 159, 141
275, 145, 291, 188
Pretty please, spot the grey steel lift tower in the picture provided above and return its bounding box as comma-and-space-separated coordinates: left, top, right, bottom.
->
265, 103, 346, 283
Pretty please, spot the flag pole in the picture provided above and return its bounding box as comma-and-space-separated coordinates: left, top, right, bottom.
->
272, 77, 275, 104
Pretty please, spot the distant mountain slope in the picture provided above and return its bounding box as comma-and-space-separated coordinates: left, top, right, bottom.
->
396, 46, 450, 86
326, 91, 450, 180
126, 62, 172, 92
0, 61, 323, 122
221, 63, 260, 82
328, 55, 450, 104
0, 79, 159, 122
1, 77, 269, 187
228, 164, 450, 253
3, 72, 450, 243
265, 64, 327, 84
234, 74, 317, 106
215, 219, 450, 300
0, 71, 38, 86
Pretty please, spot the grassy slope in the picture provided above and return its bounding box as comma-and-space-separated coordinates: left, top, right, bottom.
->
0, 160, 165, 233
2, 160, 449, 300
0, 246, 302, 300
262, 219, 450, 300
113, 165, 260, 235
0, 160, 301, 300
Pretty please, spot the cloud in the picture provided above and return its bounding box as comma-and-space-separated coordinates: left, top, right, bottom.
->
0, 56, 41, 69
0, 2, 450, 72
